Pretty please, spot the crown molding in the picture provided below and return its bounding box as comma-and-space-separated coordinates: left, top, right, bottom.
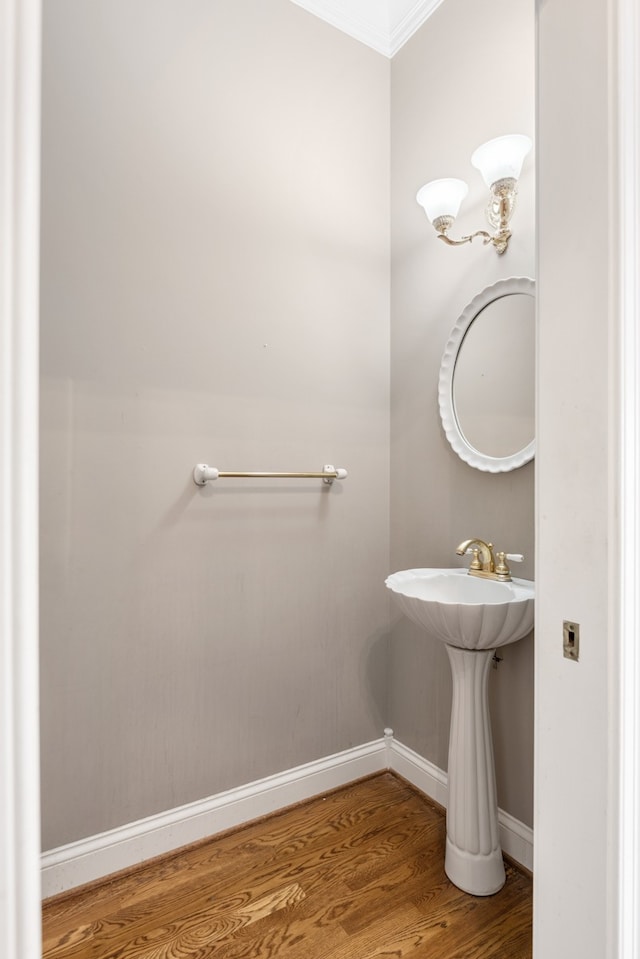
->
290, 0, 391, 55
389, 0, 446, 55
289, 0, 444, 58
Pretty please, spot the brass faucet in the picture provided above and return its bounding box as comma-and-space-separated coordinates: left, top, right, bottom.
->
455, 538, 513, 582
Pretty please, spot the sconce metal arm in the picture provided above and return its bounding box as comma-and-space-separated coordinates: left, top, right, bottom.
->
437, 228, 511, 255
437, 230, 492, 248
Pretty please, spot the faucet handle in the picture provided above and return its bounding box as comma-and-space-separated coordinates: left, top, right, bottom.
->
495, 551, 512, 580
462, 546, 484, 572
505, 553, 524, 563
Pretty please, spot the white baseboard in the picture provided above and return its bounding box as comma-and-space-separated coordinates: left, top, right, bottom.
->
41, 732, 533, 898
41, 738, 388, 899
388, 737, 449, 808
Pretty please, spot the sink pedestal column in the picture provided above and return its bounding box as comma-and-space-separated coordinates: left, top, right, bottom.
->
444, 645, 505, 896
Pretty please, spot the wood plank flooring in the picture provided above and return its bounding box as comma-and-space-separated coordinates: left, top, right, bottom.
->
42, 773, 532, 959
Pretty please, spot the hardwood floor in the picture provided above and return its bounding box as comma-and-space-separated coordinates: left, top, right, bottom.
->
42, 773, 532, 959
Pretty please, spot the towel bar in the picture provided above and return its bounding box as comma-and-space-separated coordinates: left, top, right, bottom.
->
193, 464, 348, 486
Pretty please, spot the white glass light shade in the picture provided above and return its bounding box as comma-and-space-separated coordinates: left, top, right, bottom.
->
470, 134, 532, 188
416, 178, 469, 223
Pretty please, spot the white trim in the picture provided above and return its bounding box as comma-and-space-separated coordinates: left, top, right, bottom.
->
289, 0, 392, 56
42, 735, 533, 898
388, 738, 534, 873
388, 737, 449, 808
615, 0, 640, 954
41, 739, 388, 898
289, 0, 442, 57
496, 808, 535, 876
388, 0, 445, 56
0, 0, 41, 956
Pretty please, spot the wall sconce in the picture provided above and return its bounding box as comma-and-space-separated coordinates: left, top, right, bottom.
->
416, 134, 532, 255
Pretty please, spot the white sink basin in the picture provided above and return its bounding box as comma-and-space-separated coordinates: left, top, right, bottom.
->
385, 567, 534, 650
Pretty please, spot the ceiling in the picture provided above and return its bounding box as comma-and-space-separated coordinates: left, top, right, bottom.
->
289, 0, 444, 57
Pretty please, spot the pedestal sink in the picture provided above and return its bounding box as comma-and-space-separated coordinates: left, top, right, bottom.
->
385, 567, 534, 896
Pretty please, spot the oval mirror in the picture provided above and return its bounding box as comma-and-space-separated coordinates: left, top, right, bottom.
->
438, 277, 535, 472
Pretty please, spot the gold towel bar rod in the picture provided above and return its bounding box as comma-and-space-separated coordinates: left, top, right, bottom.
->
193, 464, 348, 486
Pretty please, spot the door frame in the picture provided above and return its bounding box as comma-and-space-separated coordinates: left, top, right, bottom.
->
0, 0, 42, 956
613, 0, 640, 952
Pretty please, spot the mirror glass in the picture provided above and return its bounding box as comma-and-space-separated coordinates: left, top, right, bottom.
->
439, 277, 535, 472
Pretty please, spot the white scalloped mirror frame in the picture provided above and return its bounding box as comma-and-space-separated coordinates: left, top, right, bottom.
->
438, 276, 535, 473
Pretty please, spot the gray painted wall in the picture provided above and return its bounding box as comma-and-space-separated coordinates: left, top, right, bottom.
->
40, 0, 391, 849
388, 0, 536, 827
40, 0, 537, 851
